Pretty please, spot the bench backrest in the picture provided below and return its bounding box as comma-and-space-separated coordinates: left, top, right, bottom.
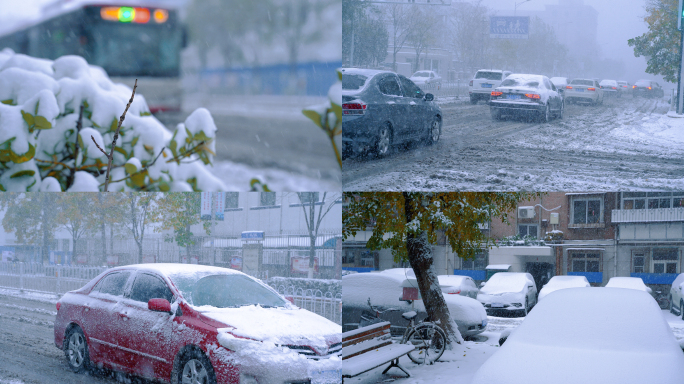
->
342, 321, 392, 360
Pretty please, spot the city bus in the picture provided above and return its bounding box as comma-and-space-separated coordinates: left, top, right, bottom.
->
0, 0, 186, 113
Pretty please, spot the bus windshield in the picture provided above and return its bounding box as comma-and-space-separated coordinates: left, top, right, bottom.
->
88, 22, 181, 77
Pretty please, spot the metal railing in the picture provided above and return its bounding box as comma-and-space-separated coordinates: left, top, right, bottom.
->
270, 284, 342, 325
0, 262, 107, 295
418, 81, 469, 99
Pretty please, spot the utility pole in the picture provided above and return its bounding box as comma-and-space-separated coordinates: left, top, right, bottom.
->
678, 0, 684, 114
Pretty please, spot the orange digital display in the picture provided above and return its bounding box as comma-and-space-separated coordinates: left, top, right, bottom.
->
100, 7, 165, 24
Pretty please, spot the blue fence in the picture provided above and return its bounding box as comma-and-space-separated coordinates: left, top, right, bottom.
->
453, 269, 487, 281
631, 273, 679, 285
342, 267, 376, 273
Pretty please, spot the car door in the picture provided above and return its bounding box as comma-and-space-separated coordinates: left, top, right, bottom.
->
376, 73, 409, 141
398, 74, 428, 138
119, 272, 179, 380
82, 271, 136, 370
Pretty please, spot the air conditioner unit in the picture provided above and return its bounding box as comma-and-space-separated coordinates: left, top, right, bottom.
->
550, 212, 560, 225
518, 206, 535, 219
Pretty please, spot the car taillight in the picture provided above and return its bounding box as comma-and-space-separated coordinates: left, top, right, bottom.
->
469, 80, 473, 86
342, 101, 366, 115
525, 93, 541, 99
648, 86, 652, 90
491, 91, 503, 97
56, 302, 61, 311
587, 87, 596, 91
566, 86, 572, 89
612, 87, 617, 89
632, 85, 636, 88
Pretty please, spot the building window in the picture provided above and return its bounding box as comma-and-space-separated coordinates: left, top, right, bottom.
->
260, 192, 276, 207
570, 252, 600, 272
461, 251, 487, 270
652, 248, 679, 274
623, 192, 684, 209
343, 247, 378, 268
632, 252, 646, 273
225, 192, 238, 209
571, 197, 602, 225
518, 224, 538, 238
298, 192, 319, 204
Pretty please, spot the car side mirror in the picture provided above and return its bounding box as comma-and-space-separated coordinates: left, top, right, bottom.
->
424, 93, 434, 101
148, 298, 172, 313
528, 285, 534, 288
480, 282, 485, 288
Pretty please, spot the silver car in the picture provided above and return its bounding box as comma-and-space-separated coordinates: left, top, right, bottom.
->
565, 78, 604, 105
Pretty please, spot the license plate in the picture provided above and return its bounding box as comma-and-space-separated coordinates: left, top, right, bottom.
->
310, 369, 342, 384
576, 88, 584, 92
481, 84, 492, 88
491, 303, 504, 308
506, 94, 520, 100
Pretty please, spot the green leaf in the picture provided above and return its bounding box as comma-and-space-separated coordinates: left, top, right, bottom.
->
337, 69, 342, 81
113, 146, 127, 157
34, 115, 52, 129
110, 119, 118, 132
169, 139, 177, 152
331, 102, 342, 122
131, 136, 139, 147
131, 172, 146, 187
185, 127, 192, 143
21, 110, 34, 127
159, 181, 170, 192
1, 99, 13, 105
77, 133, 84, 153
9, 143, 36, 164
302, 109, 322, 128
34, 100, 40, 115
124, 162, 137, 175
194, 131, 210, 142
10, 170, 35, 178
140, 111, 152, 116
83, 100, 89, 109
0, 184, 5, 191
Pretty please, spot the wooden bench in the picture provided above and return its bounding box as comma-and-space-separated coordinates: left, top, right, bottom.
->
341, 321, 415, 381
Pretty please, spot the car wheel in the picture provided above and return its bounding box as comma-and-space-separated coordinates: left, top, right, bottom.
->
374, 124, 392, 158
557, 100, 564, 119
490, 107, 502, 120
425, 117, 441, 146
64, 326, 90, 373
681, 300, 684, 320
174, 348, 217, 384
540, 103, 550, 123
470, 96, 478, 105
669, 295, 674, 314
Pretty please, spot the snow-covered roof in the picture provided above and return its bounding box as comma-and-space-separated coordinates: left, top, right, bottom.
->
538, 275, 590, 301
480, 272, 531, 294
486, 264, 511, 270
605, 277, 650, 292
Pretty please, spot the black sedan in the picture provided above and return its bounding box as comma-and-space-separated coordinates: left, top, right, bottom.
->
489, 74, 563, 122
341, 68, 442, 159
633, 80, 665, 98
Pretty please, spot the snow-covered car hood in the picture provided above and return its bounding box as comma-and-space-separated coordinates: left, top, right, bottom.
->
477, 291, 525, 305
196, 304, 341, 353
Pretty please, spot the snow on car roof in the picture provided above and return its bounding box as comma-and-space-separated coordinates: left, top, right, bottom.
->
110, 263, 244, 278
605, 276, 649, 291
485, 264, 511, 270
437, 275, 470, 286
599, 79, 618, 86
472, 288, 684, 384
480, 272, 531, 294
341, 68, 392, 77
342, 272, 406, 308
544, 275, 590, 288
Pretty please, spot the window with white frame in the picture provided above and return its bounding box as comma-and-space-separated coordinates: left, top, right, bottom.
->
632, 252, 646, 273
298, 192, 319, 204
622, 192, 684, 210
461, 250, 487, 270
652, 248, 679, 274
571, 197, 602, 225
518, 224, 538, 238
570, 252, 600, 272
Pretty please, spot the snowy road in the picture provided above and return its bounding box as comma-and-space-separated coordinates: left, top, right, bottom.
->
342, 96, 684, 191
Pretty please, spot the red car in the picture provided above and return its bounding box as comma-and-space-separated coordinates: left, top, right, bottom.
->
54, 264, 342, 384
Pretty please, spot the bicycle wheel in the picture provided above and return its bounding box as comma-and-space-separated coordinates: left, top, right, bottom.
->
406, 323, 447, 365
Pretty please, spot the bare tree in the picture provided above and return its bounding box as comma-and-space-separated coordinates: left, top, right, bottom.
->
385, 3, 413, 72
406, 7, 438, 73
124, 193, 158, 264
296, 192, 341, 279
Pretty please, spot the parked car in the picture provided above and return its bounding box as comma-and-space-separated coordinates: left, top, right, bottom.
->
54, 264, 341, 384
549, 76, 568, 95
564, 78, 604, 105
437, 275, 479, 299
468, 69, 511, 104
342, 271, 488, 338
341, 68, 442, 159
605, 276, 653, 295
476, 272, 537, 316
633, 79, 665, 98
472, 288, 684, 384
599, 79, 620, 98
489, 74, 563, 122
409, 70, 442, 87
537, 275, 590, 301
617, 80, 630, 95
669, 273, 684, 319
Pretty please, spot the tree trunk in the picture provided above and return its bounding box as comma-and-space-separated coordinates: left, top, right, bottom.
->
403, 193, 462, 347
41, 194, 51, 265
98, 193, 106, 266
308, 199, 316, 279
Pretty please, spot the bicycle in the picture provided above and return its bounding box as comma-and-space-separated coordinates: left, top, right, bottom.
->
654, 290, 671, 310
361, 298, 447, 365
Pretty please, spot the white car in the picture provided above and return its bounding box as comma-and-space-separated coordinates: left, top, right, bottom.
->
617, 80, 630, 95
669, 273, 684, 319
468, 69, 511, 104
477, 272, 537, 316
549, 76, 568, 95
537, 275, 590, 301
342, 271, 488, 338
438, 275, 479, 299
472, 288, 684, 384
489, 74, 564, 122
409, 70, 442, 87
605, 276, 653, 295
565, 78, 604, 105
599, 79, 620, 97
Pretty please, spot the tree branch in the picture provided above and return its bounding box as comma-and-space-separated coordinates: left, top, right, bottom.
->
104, 80, 137, 192
66, 104, 84, 190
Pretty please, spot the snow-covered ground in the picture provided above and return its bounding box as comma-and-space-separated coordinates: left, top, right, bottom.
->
347, 310, 684, 384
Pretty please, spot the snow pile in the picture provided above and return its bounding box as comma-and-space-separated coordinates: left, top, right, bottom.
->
472, 288, 684, 384
479, 273, 533, 295
538, 275, 590, 301
0, 49, 224, 191
605, 276, 652, 293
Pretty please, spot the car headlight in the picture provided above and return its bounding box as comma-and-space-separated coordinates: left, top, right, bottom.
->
511, 303, 522, 308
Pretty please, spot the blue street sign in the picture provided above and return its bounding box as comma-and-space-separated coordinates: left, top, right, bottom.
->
490, 16, 529, 39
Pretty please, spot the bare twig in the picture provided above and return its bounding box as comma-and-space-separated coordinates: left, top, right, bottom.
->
99, 147, 166, 187
103, 79, 137, 192
164, 141, 209, 164
66, 104, 84, 190
91, 135, 108, 157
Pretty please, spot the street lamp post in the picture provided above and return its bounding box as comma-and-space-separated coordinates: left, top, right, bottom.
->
514, 0, 531, 16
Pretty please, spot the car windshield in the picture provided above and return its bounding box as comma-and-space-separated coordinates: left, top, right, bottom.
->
169, 272, 287, 308
475, 71, 503, 80
413, 72, 430, 77
635, 80, 651, 87
570, 79, 594, 86
342, 74, 369, 90
500, 78, 540, 88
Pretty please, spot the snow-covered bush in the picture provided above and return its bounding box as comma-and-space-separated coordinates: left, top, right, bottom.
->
0, 49, 225, 192
303, 69, 341, 169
